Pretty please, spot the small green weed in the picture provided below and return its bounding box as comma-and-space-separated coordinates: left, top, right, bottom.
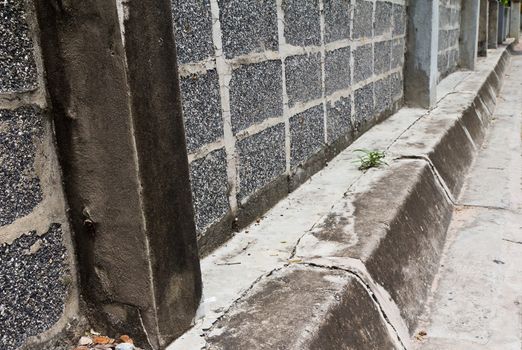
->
353, 149, 387, 170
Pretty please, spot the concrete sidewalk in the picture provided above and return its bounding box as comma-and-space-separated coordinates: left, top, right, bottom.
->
414, 45, 522, 350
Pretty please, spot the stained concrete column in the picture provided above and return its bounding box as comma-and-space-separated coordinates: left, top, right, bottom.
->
405, 0, 439, 108
489, 0, 499, 48
479, 0, 490, 56
34, 0, 202, 348
510, 0, 521, 42
505, 6, 511, 39
498, 4, 506, 43
460, 0, 481, 69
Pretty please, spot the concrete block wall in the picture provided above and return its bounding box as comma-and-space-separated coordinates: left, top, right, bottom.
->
171, 0, 407, 253
439, 0, 462, 80
0, 1, 78, 349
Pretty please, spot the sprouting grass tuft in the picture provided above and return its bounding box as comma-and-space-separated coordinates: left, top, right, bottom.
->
353, 149, 387, 170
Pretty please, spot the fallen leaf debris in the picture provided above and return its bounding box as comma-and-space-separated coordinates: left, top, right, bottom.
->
73, 331, 142, 350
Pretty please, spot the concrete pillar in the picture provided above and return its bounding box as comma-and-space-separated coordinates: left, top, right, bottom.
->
510, 0, 521, 42
34, 0, 202, 348
503, 7, 511, 41
405, 0, 439, 108
498, 4, 505, 43
479, 0, 490, 56
489, 0, 499, 48
505, 7, 511, 39
460, 0, 481, 69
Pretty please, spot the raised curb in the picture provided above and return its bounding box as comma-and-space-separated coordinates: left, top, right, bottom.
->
206, 265, 403, 350
169, 43, 513, 350
390, 46, 511, 198
295, 159, 452, 334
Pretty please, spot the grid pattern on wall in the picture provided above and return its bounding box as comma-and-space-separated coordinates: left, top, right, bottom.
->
172, 0, 407, 239
438, 0, 462, 81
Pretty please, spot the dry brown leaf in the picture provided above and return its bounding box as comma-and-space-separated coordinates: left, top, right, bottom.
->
73, 347, 89, 350
93, 336, 114, 344
120, 335, 134, 344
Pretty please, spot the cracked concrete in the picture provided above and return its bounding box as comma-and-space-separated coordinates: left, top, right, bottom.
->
167, 43, 511, 349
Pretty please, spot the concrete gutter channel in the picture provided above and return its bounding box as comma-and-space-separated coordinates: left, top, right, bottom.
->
168, 44, 513, 350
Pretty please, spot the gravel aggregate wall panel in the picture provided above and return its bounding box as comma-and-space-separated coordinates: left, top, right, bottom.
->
190, 148, 230, 233
171, 0, 214, 64
0, 224, 68, 350
285, 53, 322, 106
325, 47, 351, 94
230, 60, 283, 133
237, 124, 286, 200
282, 0, 321, 47
290, 105, 325, 167
324, 0, 351, 43
327, 96, 353, 144
0, 106, 43, 227
218, 0, 278, 58
180, 70, 224, 152
0, 0, 37, 92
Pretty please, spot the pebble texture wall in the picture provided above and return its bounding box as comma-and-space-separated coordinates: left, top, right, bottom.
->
172, 0, 407, 252
0, 1, 77, 349
438, 0, 462, 80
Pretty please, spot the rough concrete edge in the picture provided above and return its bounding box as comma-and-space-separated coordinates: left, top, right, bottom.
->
435, 44, 511, 198
288, 156, 453, 339
206, 263, 407, 350
301, 260, 411, 350
361, 44, 512, 336
392, 43, 512, 200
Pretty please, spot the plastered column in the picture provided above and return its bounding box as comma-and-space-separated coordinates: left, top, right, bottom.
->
505, 7, 511, 39
510, 0, 521, 42
489, 0, 499, 48
460, 0, 481, 69
405, 0, 439, 108
34, 0, 202, 348
498, 4, 506, 43
479, 0, 490, 56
